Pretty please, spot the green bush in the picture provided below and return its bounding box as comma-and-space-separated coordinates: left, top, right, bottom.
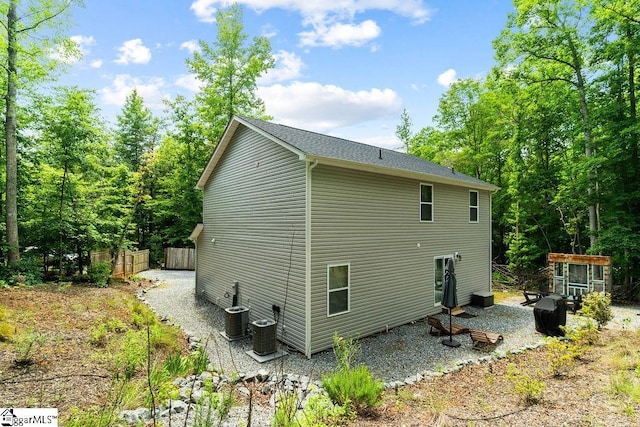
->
578, 292, 613, 328
273, 392, 353, 427
164, 351, 192, 376
14, 329, 47, 365
1, 258, 43, 286
0, 306, 15, 342
545, 337, 578, 377
333, 332, 360, 370
322, 333, 384, 416
87, 262, 112, 287
322, 365, 384, 415
190, 347, 210, 375
505, 363, 546, 404
565, 320, 599, 348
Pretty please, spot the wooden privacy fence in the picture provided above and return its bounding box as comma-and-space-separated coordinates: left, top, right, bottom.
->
90, 249, 150, 278
164, 247, 195, 270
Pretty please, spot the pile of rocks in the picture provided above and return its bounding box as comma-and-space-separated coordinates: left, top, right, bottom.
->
119, 367, 326, 426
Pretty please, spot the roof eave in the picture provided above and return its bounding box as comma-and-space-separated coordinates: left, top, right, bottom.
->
306, 156, 500, 191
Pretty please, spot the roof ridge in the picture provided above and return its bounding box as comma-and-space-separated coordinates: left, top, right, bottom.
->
237, 114, 403, 154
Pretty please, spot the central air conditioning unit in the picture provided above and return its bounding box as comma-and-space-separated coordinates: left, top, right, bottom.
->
224, 306, 249, 339
251, 319, 277, 356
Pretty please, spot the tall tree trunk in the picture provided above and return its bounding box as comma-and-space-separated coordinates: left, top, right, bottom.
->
568, 39, 598, 250
626, 29, 638, 288
58, 166, 68, 275
4, 0, 20, 265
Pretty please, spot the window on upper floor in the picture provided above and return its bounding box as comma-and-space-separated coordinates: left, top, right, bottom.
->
469, 190, 479, 223
420, 183, 433, 222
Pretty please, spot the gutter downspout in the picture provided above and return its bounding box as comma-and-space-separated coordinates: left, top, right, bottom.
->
305, 159, 318, 358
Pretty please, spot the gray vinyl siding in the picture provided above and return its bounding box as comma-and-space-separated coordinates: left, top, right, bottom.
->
309, 165, 491, 354
197, 125, 307, 352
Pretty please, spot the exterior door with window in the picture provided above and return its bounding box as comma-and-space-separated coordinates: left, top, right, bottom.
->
434, 255, 454, 306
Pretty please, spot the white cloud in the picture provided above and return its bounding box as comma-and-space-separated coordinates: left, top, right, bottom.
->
101, 74, 167, 109
190, 0, 218, 23
71, 35, 96, 55
190, 1, 434, 47
437, 68, 457, 87
51, 35, 95, 63
175, 74, 203, 92
115, 39, 152, 65
299, 19, 381, 48
180, 40, 201, 54
358, 135, 404, 150
258, 50, 304, 84
257, 81, 402, 132
90, 59, 103, 69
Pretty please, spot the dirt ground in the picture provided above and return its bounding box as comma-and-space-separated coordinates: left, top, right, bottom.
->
0, 281, 189, 418
1, 284, 638, 426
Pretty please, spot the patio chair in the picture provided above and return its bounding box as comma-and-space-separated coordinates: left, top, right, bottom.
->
427, 315, 469, 337
521, 290, 542, 306
469, 329, 503, 350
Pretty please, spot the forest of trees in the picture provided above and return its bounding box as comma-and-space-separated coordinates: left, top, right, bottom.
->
1, 1, 638, 297
0, 2, 273, 278
398, 0, 640, 295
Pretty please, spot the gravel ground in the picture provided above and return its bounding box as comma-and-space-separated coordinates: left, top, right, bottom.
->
138, 269, 640, 384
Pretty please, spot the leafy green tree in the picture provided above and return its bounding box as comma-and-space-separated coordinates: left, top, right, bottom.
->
494, 0, 599, 249
186, 3, 274, 143
395, 108, 413, 151
26, 87, 134, 276
143, 97, 211, 263
0, 0, 80, 265
113, 89, 159, 172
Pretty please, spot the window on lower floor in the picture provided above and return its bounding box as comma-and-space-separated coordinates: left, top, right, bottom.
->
327, 263, 350, 316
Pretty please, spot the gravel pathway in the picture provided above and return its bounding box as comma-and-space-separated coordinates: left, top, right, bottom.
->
138, 269, 640, 385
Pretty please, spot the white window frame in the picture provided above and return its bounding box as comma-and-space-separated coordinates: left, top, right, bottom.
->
419, 183, 434, 222
469, 190, 479, 223
327, 263, 350, 317
433, 254, 454, 307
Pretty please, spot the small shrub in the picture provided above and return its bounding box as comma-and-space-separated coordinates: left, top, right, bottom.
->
273, 392, 354, 427
1, 258, 43, 286
333, 332, 360, 370
190, 347, 210, 375
578, 292, 613, 328
564, 320, 599, 350
114, 330, 147, 379
505, 363, 546, 404
65, 406, 114, 427
0, 306, 16, 342
89, 324, 108, 347
105, 317, 128, 333
273, 392, 298, 427
545, 337, 577, 377
87, 262, 112, 287
322, 333, 384, 416
164, 351, 192, 376
322, 364, 384, 415
14, 329, 47, 365
193, 379, 233, 427
609, 371, 640, 402
299, 392, 354, 426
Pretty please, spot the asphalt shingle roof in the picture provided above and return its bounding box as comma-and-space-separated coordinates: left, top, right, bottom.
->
238, 116, 496, 190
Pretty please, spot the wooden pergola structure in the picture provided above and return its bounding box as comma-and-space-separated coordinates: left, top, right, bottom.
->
548, 253, 611, 296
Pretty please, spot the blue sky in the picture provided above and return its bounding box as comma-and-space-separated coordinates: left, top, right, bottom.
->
60, 0, 514, 149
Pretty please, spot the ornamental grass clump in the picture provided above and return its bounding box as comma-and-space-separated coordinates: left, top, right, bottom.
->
322, 333, 384, 416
